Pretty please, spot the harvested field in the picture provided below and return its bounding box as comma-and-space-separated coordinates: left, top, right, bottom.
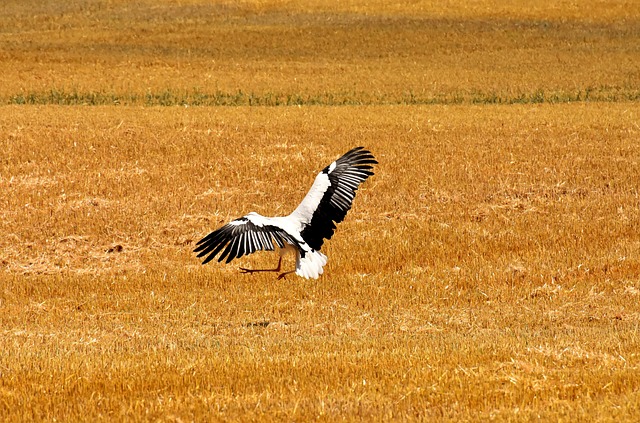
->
1, 0, 639, 421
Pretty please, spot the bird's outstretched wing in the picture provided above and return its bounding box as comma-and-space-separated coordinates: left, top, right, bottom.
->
293, 146, 377, 250
194, 215, 301, 265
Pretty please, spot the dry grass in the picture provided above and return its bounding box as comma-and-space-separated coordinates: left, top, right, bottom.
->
3, 104, 640, 421
1, 0, 640, 421
1, 0, 639, 105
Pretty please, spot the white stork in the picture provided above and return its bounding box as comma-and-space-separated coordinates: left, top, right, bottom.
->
194, 146, 377, 279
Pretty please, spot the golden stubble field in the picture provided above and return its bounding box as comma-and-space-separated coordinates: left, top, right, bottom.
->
3, 104, 640, 421
1, 0, 639, 104
1, 0, 640, 421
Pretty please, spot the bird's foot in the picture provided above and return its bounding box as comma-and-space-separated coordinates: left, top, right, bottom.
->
239, 267, 280, 275
277, 271, 295, 280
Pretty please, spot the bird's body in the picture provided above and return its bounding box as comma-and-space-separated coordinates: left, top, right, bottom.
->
194, 147, 377, 279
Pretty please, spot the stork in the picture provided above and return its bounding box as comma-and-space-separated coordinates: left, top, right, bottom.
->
194, 147, 377, 279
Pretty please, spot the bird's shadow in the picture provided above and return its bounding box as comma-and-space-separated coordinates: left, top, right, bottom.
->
244, 321, 270, 328
243, 321, 290, 328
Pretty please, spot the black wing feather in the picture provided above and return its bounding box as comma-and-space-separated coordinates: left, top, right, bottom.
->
194, 217, 301, 265
300, 147, 377, 250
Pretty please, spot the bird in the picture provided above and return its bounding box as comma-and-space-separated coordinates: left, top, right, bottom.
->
194, 146, 378, 279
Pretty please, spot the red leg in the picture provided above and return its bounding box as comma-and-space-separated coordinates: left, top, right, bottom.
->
239, 257, 282, 275
277, 270, 296, 280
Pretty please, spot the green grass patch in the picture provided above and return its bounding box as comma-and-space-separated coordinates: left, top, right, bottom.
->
6, 86, 640, 107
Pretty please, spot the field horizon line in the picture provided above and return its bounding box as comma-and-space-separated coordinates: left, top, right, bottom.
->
6, 86, 639, 107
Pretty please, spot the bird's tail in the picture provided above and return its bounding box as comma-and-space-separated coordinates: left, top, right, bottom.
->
296, 249, 327, 279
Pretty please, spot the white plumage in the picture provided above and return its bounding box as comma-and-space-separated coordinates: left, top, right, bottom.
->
194, 147, 377, 279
